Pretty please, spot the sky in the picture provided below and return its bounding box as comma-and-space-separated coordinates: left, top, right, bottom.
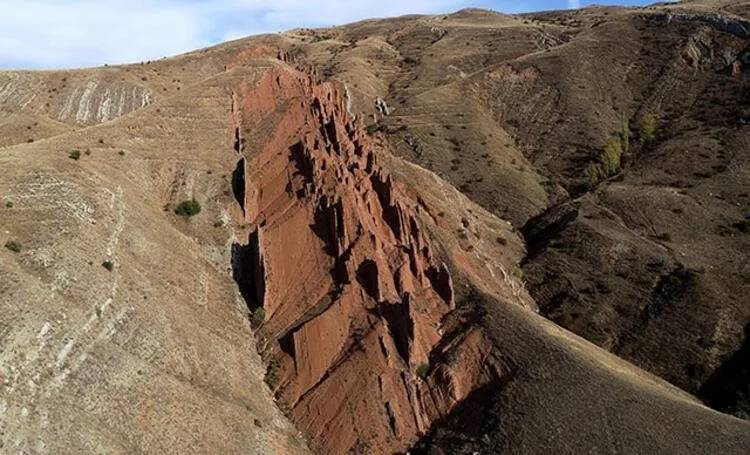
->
0, 0, 653, 69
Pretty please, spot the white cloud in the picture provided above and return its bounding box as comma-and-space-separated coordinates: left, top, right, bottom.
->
0, 1, 211, 68
0, 0, 473, 69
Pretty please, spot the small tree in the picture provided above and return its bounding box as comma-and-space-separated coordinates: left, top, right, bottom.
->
640, 113, 656, 142
174, 199, 201, 217
600, 137, 623, 175
102, 260, 114, 271
69, 149, 81, 160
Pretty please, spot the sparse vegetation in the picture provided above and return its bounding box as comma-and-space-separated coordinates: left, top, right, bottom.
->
5, 201, 13, 208
4, 241, 21, 253
250, 307, 266, 328
416, 361, 430, 379
265, 359, 280, 389
174, 199, 201, 217
640, 112, 657, 142
601, 137, 623, 175
585, 163, 604, 186
69, 149, 81, 160
102, 260, 114, 271
621, 119, 630, 155
585, 136, 624, 186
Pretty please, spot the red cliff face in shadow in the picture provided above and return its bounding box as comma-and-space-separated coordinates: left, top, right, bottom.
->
228, 64, 509, 453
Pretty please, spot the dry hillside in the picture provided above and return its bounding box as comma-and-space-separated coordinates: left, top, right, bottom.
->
1, 0, 749, 453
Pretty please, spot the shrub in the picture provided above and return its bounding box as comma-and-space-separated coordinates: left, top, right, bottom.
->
416, 362, 430, 379
4, 241, 21, 253
585, 135, 624, 187
585, 163, 604, 186
102, 260, 114, 271
250, 307, 265, 328
265, 360, 280, 389
69, 149, 81, 160
601, 137, 623, 175
174, 199, 201, 217
5, 201, 13, 208
640, 113, 656, 141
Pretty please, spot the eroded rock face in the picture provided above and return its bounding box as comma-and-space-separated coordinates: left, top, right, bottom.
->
228, 66, 509, 453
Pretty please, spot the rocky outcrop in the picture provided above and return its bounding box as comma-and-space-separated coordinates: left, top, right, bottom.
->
228, 66, 509, 453
651, 11, 750, 39
0, 72, 153, 125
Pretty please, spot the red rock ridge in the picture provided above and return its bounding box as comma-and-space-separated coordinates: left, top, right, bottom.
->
229, 64, 509, 453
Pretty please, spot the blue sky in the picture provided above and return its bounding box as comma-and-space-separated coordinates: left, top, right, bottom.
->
0, 0, 653, 69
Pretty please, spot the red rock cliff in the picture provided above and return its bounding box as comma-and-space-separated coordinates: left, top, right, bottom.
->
228, 64, 508, 453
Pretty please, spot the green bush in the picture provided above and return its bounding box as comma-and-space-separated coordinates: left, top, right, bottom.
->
69, 149, 81, 160
585, 133, 625, 187
174, 199, 201, 217
585, 163, 604, 186
640, 113, 656, 141
5, 201, 13, 208
601, 137, 623, 175
102, 260, 114, 271
4, 240, 21, 253
416, 361, 430, 379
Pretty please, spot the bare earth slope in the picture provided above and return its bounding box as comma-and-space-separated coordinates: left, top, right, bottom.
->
0, 53, 309, 453
1, 1, 750, 454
